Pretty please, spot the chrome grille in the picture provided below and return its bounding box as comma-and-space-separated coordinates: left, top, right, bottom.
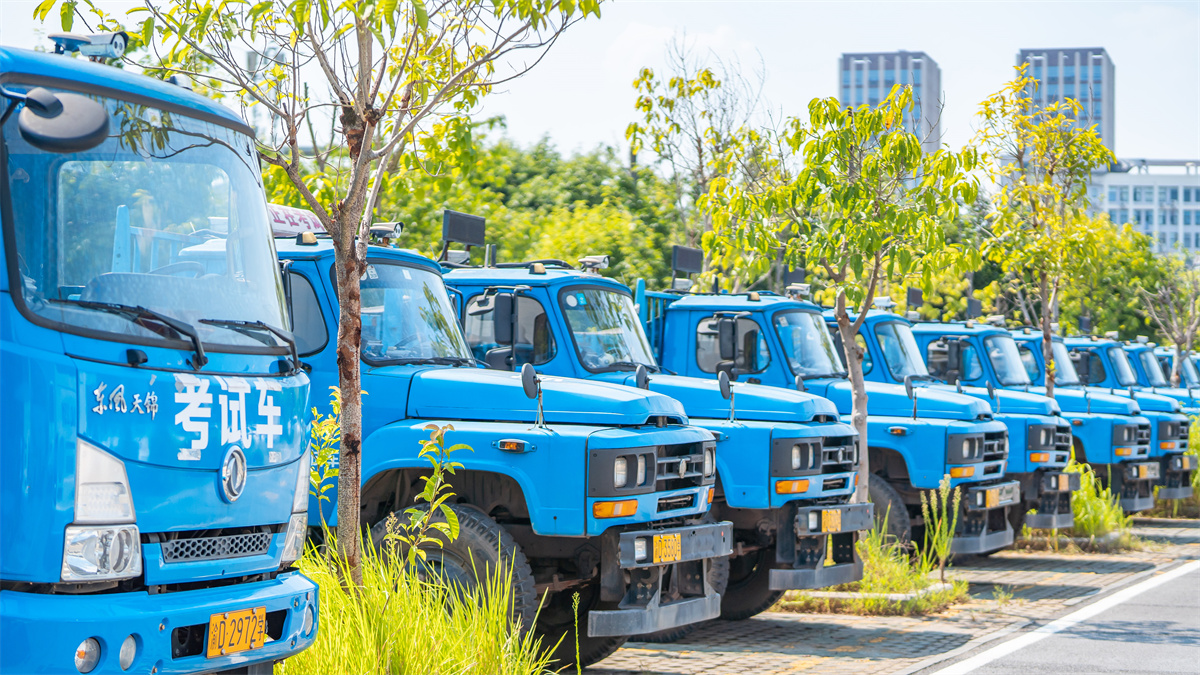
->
1136, 424, 1152, 454
654, 442, 707, 491
983, 430, 1008, 461
160, 532, 272, 563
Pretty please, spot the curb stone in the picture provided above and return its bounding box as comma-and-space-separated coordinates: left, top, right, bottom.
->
789, 582, 956, 602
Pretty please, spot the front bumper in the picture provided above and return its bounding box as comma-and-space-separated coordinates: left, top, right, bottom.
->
0, 572, 317, 675
768, 502, 873, 590
592, 520, 732, 637
951, 480, 1020, 554
1158, 453, 1196, 501
1112, 461, 1159, 513
1019, 471, 1080, 530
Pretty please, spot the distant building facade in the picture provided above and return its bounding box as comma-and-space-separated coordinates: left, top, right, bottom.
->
1015, 47, 1116, 152
838, 51, 942, 153
1092, 160, 1200, 256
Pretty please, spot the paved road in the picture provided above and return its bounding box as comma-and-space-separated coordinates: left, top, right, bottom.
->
939, 563, 1200, 675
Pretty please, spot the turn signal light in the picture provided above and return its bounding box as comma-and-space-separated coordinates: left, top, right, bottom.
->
1029, 452, 1050, 463
707, 487, 715, 504
1160, 442, 1176, 450
949, 466, 975, 478
775, 479, 810, 494
1115, 447, 1133, 456
593, 499, 638, 519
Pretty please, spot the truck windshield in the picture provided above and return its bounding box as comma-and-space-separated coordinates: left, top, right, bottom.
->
1050, 341, 1082, 386
1180, 356, 1200, 388
984, 335, 1032, 386
773, 310, 846, 378
1135, 350, 1169, 387
356, 262, 472, 365
558, 287, 657, 372
3, 90, 286, 350
1106, 346, 1139, 387
875, 321, 929, 380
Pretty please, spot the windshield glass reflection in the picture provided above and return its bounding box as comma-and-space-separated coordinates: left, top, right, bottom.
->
1107, 347, 1139, 387
773, 310, 846, 378
558, 287, 657, 372
985, 335, 1032, 386
876, 322, 929, 380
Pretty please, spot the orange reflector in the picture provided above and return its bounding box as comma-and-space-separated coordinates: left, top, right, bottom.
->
1115, 447, 1133, 456
707, 487, 715, 504
497, 439, 526, 452
1029, 452, 1050, 463
1072, 419, 1083, 426
949, 466, 975, 478
775, 479, 810, 494
593, 499, 638, 518
1160, 442, 1176, 450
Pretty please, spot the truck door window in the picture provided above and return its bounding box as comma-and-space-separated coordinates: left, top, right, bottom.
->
696, 317, 771, 374
926, 340, 984, 381
1017, 345, 1041, 381
463, 295, 556, 367
287, 272, 328, 356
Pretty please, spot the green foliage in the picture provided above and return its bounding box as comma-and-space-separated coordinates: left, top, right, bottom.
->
307, 387, 349, 516
278, 536, 554, 675
385, 424, 471, 568
1063, 459, 1132, 540
919, 475, 961, 584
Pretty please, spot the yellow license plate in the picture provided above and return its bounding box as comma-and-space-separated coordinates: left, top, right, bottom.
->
653, 533, 682, 564
1183, 456, 1195, 470
1058, 475, 1069, 491
1138, 465, 1149, 479
207, 606, 267, 658
821, 509, 842, 533
985, 489, 999, 508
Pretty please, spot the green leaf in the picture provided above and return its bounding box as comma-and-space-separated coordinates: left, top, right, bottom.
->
411, 0, 428, 30
59, 0, 75, 31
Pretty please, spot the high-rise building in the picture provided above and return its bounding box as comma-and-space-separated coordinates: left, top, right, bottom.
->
837, 51, 942, 153
1092, 160, 1200, 258
1015, 48, 1115, 151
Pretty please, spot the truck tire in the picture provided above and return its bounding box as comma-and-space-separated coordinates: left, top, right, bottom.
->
633, 554, 730, 643
535, 582, 628, 671
869, 474, 911, 545
718, 548, 784, 621
370, 504, 538, 630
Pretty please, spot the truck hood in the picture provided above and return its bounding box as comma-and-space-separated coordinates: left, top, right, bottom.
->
807, 379, 992, 420
1024, 386, 1140, 416
407, 367, 688, 425
927, 384, 1058, 416
1139, 387, 1199, 409
591, 372, 839, 423
1083, 386, 1181, 414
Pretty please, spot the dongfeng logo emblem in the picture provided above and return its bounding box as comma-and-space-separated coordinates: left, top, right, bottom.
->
678, 458, 688, 480
220, 446, 247, 503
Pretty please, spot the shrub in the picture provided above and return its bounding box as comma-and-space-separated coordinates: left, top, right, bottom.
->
920, 475, 961, 584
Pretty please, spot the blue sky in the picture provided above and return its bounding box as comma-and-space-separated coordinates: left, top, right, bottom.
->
3, 0, 1197, 160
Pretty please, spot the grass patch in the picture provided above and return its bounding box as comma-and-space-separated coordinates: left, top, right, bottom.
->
277, 539, 554, 675
776, 525, 968, 616
1016, 458, 1142, 552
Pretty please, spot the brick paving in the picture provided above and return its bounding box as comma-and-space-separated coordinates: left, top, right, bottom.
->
590, 522, 1200, 674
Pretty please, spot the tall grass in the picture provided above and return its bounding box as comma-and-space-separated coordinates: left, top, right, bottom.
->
1062, 460, 1132, 543
277, 537, 555, 675
920, 476, 961, 584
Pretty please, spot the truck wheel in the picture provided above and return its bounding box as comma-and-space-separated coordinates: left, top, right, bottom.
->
633, 554, 730, 643
370, 504, 538, 630
535, 583, 628, 671
869, 474, 912, 545
718, 548, 784, 621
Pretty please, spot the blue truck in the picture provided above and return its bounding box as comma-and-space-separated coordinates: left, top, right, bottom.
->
845, 312, 1079, 531
597, 257, 1015, 556
1, 45, 317, 674
1155, 347, 1200, 393
441, 244, 869, 626
272, 211, 731, 666
1122, 340, 1200, 415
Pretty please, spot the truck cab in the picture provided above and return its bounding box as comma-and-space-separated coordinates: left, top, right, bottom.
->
442, 254, 869, 627
1123, 341, 1200, 415
1, 46, 316, 674
1155, 347, 1200, 392
624, 283, 1015, 556
275, 223, 730, 667
853, 313, 1078, 531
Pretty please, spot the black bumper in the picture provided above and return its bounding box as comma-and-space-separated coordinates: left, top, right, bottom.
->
1113, 462, 1159, 513
952, 480, 1020, 555
591, 521, 732, 637
1158, 453, 1196, 501
1019, 471, 1080, 530
767, 503, 873, 591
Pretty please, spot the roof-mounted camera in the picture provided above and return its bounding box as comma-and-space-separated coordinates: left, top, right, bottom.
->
578, 255, 610, 274
50, 31, 129, 61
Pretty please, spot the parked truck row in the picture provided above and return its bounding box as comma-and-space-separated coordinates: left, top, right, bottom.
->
2, 39, 1195, 675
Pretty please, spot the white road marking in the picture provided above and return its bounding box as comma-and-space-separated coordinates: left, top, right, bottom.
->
931, 559, 1200, 675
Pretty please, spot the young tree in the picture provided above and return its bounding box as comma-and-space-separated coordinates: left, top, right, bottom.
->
43, 0, 600, 584
705, 87, 978, 502
1137, 260, 1200, 386
975, 67, 1115, 397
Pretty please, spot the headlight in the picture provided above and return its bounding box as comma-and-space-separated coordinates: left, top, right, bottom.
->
614, 457, 628, 488
1041, 428, 1054, 447
704, 448, 715, 476
292, 451, 310, 513
280, 513, 307, 565
61, 524, 141, 581
962, 438, 974, 458
74, 438, 135, 524
791, 444, 802, 470
948, 435, 984, 463
74, 638, 100, 673
636, 455, 647, 486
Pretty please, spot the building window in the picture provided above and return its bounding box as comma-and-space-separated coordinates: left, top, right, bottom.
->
1186, 211, 1193, 226
1108, 187, 1119, 202
1185, 188, 1193, 202
1120, 187, 1129, 202
1093, 64, 1103, 81
1159, 187, 1171, 202
1187, 233, 1194, 248
1133, 186, 1152, 202
1120, 209, 1129, 223
1171, 188, 1179, 201
1159, 211, 1168, 225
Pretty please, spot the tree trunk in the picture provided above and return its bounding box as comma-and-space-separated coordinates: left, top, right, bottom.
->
1040, 274, 1055, 398
836, 305, 870, 504
333, 228, 365, 586
1172, 344, 1183, 388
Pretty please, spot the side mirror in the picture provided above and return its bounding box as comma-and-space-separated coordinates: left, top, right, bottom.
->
493, 293, 515, 345
635, 364, 650, 390
718, 370, 732, 400
987, 379, 996, 400
795, 374, 807, 393
521, 362, 540, 399
904, 374, 915, 400
718, 317, 738, 362
16, 88, 109, 153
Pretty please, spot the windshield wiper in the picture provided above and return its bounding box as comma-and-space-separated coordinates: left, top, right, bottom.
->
200, 319, 299, 373
598, 360, 660, 373
391, 356, 475, 367
51, 299, 207, 369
